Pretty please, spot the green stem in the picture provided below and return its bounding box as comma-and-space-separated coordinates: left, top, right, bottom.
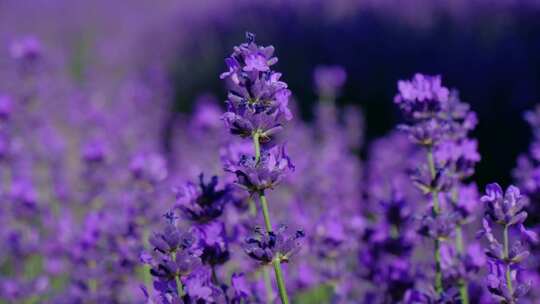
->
259, 192, 273, 232
171, 252, 184, 297
434, 239, 443, 294
258, 191, 289, 304
175, 276, 183, 298
211, 265, 219, 285
273, 258, 290, 304
142, 229, 152, 290
503, 225, 513, 297
451, 188, 465, 254
252, 132, 290, 304
455, 225, 464, 254
451, 188, 469, 304
263, 266, 275, 303
456, 226, 469, 304
426, 149, 440, 214
253, 132, 261, 162
248, 197, 257, 217
459, 279, 470, 304
89, 260, 97, 293
390, 225, 399, 239
426, 148, 443, 295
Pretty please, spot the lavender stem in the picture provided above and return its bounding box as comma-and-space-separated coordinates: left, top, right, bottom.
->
451, 188, 469, 304
142, 229, 153, 291
252, 132, 290, 304
457, 226, 469, 304
273, 257, 289, 304
211, 265, 219, 285
253, 132, 261, 161
248, 197, 257, 216
503, 225, 513, 297
258, 192, 273, 232
263, 266, 275, 303
426, 148, 443, 295
171, 251, 185, 297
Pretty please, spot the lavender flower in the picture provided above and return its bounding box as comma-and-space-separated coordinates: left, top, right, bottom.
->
395, 74, 450, 121
486, 261, 530, 304
230, 273, 253, 303
409, 163, 453, 195
225, 144, 294, 193
0, 95, 13, 121
479, 183, 537, 303
192, 94, 224, 131
10, 180, 40, 219
395, 74, 451, 296
142, 215, 202, 300
513, 105, 540, 303
396, 76, 477, 148
220, 31, 299, 259
313, 65, 347, 100
435, 138, 480, 180
10, 36, 42, 72
481, 183, 528, 228
395, 74, 479, 301
418, 212, 458, 241
174, 174, 230, 224
183, 267, 225, 302
193, 221, 230, 266
244, 225, 305, 264
440, 243, 485, 289
129, 153, 168, 185
220, 32, 292, 141
360, 192, 417, 302
452, 183, 481, 219
403, 286, 460, 303
81, 140, 108, 164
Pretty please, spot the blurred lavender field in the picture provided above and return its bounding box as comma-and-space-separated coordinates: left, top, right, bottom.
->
2, 1, 540, 303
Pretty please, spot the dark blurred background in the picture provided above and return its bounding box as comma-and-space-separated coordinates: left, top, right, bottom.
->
4, 0, 539, 187
169, 2, 540, 187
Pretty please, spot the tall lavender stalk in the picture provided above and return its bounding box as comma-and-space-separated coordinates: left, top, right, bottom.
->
479, 183, 537, 303
395, 74, 478, 299
434, 91, 480, 304
426, 146, 444, 294
220, 32, 298, 304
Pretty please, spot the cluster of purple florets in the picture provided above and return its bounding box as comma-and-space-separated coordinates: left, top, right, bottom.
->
139, 33, 304, 304
2, 28, 540, 304
220, 32, 292, 142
